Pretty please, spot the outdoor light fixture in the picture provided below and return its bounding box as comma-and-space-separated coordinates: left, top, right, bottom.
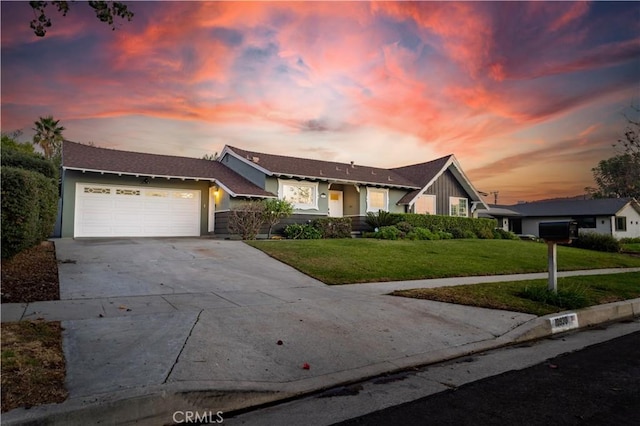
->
142, 177, 150, 184
320, 192, 327, 198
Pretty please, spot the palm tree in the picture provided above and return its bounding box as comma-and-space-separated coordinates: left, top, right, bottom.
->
33, 116, 65, 159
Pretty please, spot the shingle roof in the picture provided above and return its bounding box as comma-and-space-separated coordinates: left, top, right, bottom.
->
62, 141, 273, 198
224, 146, 420, 188
507, 198, 637, 217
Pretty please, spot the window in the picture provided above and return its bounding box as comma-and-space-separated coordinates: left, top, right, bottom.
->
615, 216, 627, 231
449, 197, 468, 217
367, 188, 389, 212
415, 195, 436, 215
279, 179, 318, 210
576, 217, 596, 229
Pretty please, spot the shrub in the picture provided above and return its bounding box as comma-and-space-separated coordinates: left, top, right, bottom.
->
35, 176, 58, 241
406, 227, 436, 240
365, 210, 400, 230
620, 237, 640, 244
2, 167, 42, 258
227, 201, 265, 240
284, 223, 322, 239
391, 213, 496, 238
375, 225, 404, 240
493, 228, 519, 240
395, 221, 414, 233
313, 217, 352, 238
572, 232, 621, 253
1, 148, 57, 179
263, 198, 293, 238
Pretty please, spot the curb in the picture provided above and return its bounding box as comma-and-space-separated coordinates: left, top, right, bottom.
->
3, 298, 639, 426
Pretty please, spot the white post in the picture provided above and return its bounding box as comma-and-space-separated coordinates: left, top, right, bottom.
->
547, 241, 557, 293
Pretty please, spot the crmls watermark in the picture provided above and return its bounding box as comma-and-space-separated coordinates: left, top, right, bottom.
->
172, 410, 224, 424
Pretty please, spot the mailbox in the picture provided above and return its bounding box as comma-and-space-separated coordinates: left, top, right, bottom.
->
539, 221, 578, 242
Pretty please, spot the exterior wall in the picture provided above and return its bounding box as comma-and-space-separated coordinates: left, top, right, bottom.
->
612, 204, 640, 239
61, 170, 211, 237
343, 185, 360, 216
219, 153, 267, 188
423, 169, 470, 216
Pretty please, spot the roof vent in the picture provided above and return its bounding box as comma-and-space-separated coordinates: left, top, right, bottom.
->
388, 176, 393, 181
252, 156, 260, 163
350, 161, 355, 168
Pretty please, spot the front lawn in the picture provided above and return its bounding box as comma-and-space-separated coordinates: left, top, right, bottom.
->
390, 272, 640, 316
247, 239, 640, 285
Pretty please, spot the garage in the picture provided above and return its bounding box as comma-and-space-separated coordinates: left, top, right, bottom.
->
74, 183, 201, 237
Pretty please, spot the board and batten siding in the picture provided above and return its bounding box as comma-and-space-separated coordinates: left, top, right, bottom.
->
219, 153, 267, 189
422, 169, 470, 216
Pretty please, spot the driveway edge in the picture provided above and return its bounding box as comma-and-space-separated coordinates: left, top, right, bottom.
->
3, 298, 639, 426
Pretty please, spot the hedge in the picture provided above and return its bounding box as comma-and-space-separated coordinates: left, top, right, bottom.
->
313, 217, 352, 238
1, 148, 57, 179
1, 167, 58, 258
387, 213, 497, 239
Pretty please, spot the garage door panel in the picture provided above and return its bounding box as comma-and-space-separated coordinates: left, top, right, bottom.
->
75, 184, 201, 237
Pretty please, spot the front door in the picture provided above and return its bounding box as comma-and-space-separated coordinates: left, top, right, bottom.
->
328, 190, 343, 217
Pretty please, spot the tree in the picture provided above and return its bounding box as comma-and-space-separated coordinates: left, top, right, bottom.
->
587, 107, 640, 199
1, 132, 35, 154
202, 152, 219, 161
263, 199, 294, 238
29, 1, 133, 37
32, 116, 65, 161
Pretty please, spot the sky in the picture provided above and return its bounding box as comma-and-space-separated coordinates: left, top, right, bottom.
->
1, 1, 639, 205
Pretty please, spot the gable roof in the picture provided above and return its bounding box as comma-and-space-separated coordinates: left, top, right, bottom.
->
62, 141, 273, 198
221, 145, 420, 189
393, 155, 487, 208
507, 198, 640, 217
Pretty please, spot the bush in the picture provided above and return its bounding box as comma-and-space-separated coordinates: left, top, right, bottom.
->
228, 201, 265, 240
313, 217, 352, 238
365, 210, 400, 230
406, 227, 436, 240
284, 223, 322, 239
573, 232, 621, 253
493, 228, 519, 240
395, 221, 414, 233
390, 213, 496, 238
263, 198, 293, 238
620, 237, 640, 244
375, 226, 404, 240
1, 148, 57, 179
2, 167, 58, 258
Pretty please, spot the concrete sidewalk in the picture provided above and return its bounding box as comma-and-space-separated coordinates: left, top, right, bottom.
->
2, 239, 639, 425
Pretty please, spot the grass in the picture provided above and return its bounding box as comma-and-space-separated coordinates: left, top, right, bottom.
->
247, 239, 640, 285
391, 272, 640, 316
1, 320, 68, 412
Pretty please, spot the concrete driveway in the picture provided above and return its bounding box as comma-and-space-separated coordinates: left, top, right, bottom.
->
5, 238, 542, 424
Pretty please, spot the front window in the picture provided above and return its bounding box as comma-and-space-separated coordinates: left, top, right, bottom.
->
279, 179, 318, 210
577, 217, 596, 229
367, 188, 389, 212
449, 197, 468, 217
615, 216, 627, 231
415, 194, 436, 215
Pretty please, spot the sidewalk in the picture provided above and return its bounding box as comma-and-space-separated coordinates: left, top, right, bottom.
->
2, 240, 639, 425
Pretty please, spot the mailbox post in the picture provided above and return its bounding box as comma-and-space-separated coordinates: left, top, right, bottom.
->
538, 221, 578, 293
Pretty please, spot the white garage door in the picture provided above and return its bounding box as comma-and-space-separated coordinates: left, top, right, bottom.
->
74, 183, 201, 237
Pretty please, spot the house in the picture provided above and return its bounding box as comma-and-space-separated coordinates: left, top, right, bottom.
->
481, 198, 640, 239
59, 141, 487, 238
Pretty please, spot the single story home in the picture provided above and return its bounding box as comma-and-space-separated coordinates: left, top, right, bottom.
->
59, 141, 487, 238
480, 198, 640, 239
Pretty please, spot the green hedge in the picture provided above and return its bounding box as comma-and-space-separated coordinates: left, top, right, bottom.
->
1, 148, 57, 179
389, 213, 497, 239
573, 232, 621, 253
1, 167, 58, 258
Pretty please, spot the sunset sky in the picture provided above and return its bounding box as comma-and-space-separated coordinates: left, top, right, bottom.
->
2, 1, 638, 204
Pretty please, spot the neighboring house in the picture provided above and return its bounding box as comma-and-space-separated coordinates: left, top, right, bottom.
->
59, 141, 487, 238
481, 198, 640, 239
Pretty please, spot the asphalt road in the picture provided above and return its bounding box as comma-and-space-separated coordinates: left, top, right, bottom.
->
334, 330, 640, 426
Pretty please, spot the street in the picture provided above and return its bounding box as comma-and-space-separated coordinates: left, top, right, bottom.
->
336, 329, 640, 426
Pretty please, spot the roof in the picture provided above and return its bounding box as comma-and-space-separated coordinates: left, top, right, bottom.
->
506, 198, 639, 217
479, 205, 522, 218
221, 146, 420, 189
62, 141, 273, 198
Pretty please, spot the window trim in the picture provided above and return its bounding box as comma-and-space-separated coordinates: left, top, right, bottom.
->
449, 196, 469, 217
615, 216, 627, 232
414, 194, 436, 215
366, 187, 389, 213
278, 179, 318, 210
